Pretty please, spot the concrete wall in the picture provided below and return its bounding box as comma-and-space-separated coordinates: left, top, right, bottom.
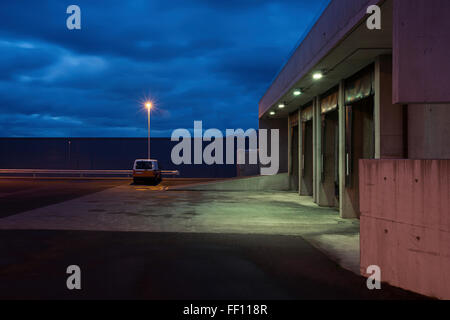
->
408, 104, 450, 159
360, 159, 450, 299
176, 173, 292, 192
237, 149, 260, 177
259, 117, 289, 174
393, 0, 450, 104
0, 138, 237, 178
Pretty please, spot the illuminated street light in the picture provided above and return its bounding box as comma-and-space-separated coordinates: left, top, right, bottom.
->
145, 101, 153, 159
313, 72, 323, 80
270, 111, 276, 115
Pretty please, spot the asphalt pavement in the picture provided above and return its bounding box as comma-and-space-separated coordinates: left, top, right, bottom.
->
0, 178, 215, 218
0, 178, 426, 299
0, 230, 424, 300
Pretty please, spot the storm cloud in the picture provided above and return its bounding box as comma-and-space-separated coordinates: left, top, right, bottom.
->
0, 0, 329, 137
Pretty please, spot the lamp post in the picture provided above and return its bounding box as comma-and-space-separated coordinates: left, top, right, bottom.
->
145, 101, 152, 159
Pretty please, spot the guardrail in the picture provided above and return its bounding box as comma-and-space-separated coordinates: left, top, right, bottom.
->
0, 169, 180, 178
160, 170, 180, 176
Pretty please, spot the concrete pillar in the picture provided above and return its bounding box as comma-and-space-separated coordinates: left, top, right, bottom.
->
338, 81, 357, 219
314, 96, 322, 205
312, 97, 320, 203
298, 108, 311, 196
338, 81, 346, 218
374, 58, 381, 159
288, 117, 292, 176
288, 116, 297, 190
408, 104, 450, 159
297, 109, 302, 195
312, 102, 316, 202
376, 55, 406, 159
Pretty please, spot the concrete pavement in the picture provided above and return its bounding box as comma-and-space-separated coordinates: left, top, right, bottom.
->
0, 183, 357, 236
0, 179, 425, 299
0, 183, 361, 274
0, 230, 423, 299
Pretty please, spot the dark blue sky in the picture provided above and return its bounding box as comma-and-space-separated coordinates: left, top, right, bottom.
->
0, 0, 329, 137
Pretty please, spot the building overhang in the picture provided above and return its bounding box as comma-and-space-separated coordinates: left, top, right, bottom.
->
259, 0, 392, 119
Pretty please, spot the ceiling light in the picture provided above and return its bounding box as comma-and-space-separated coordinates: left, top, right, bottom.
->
270, 111, 276, 115
293, 89, 302, 96
313, 72, 323, 80
278, 103, 285, 109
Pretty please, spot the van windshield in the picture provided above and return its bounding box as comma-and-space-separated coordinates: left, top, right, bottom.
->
135, 161, 153, 170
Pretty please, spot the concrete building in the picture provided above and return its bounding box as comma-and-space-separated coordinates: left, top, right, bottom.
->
259, 0, 450, 298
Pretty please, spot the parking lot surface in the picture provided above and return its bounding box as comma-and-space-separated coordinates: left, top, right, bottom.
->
0, 179, 425, 299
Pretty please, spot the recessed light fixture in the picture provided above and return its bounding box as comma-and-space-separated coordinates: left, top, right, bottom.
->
293, 89, 302, 96
313, 72, 323, 80
270, 111, 276, 115
278, 103, 285, 109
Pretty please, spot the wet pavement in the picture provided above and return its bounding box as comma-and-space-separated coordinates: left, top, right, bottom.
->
0, 179, 426, 299
0, 182, 358, 235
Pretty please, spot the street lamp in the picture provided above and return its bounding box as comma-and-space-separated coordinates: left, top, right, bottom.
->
145, 101, 152, 159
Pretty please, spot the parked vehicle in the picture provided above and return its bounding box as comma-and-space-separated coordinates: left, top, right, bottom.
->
132, 159, 162, 185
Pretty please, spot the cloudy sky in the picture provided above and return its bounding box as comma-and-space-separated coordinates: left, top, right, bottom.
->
0, 0, 329, 137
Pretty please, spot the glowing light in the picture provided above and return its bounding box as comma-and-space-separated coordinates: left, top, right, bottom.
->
293, 89, 302, 96
270, 111, 276, 115
145, 101, 153, 109
278, 103, 285, 109
313, 72, 323, 80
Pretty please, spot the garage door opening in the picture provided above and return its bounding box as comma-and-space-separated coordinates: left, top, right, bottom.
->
345, 96, 375, 217
320, 109, 339, 207
291, 124, 299, 191
319, 89, 339, 208
300, 104, 314, 196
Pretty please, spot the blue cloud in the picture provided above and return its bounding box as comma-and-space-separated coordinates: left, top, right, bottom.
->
0, 0, 330, 137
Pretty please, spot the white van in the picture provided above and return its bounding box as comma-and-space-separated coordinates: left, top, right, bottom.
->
132, 159, 162, 184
